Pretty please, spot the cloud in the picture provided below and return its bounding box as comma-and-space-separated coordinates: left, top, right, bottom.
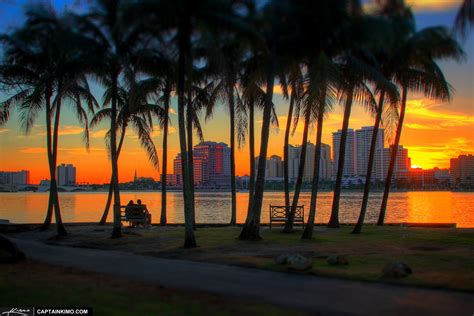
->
405, 99, 474, 126
364, 0, 461, 13
405, 137, 474, 168
169, 108, 177, 115
405, 0, 461, 12
405, 123, 445, 130
37, 125, 84, 137
19, 147, 46, 154
91, 129, 108, 138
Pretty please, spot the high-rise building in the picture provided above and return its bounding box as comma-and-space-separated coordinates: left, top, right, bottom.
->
173, 141, 231, 187
332, 129, 356, 177
57, 164, 76, 186
450, 154, 474, 187
255, 155, 284, 179
173, 153, 209, 185
355, 126, 384, 177
194, 141, 231, 187
0, 170, 30, 185
375, 145, 410, 181
287, 142, 332, 182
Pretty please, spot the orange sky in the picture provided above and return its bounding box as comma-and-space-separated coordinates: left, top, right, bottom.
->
0, 0, 473, 184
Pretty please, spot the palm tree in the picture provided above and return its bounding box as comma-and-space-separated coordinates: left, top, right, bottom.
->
301, 54, 340, 239
239, 0, 299, 240
283, 98, 311, 233
455, 0, 474, 38
74, 0, 150, 238
0, 4, 97, 236
328, 11, 390, 228
160, 80, 172, 225
281, 65, 304, 212
95, 74, 164, 225
377, 27, 464, 225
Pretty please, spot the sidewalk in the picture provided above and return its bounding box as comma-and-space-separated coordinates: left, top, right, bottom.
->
13, 238, 474, 315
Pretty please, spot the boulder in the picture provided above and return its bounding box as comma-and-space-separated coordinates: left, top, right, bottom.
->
327, 255, 349, 266
0, 235, 26, 264
274, 253, 291, 265
287, 254, 312, 271
382, 261, 412, 278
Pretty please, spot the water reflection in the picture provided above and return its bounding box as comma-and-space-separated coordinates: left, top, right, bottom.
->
0, 191, 472, 227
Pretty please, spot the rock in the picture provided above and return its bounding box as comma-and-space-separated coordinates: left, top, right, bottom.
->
287, 254, 312, 271
382, 261, 412, 278
274, 253, 291, 265
0, 235, 26, 264
327, 255, 349, 266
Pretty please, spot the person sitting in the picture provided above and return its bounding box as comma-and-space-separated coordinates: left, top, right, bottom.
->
137, 199, 151, 225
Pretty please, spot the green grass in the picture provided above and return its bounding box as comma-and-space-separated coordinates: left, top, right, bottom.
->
15, 224, 474, 291
0, 261, 308, 316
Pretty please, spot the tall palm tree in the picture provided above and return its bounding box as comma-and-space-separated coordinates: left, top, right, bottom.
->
301, 54, 340, 239
95, 74, 164, 225
74, 0, 149, 238
283, 99, 311, 233
377, 27, 464, 225
0, 4, 97, 236
239, 0, 299, 240
281, 65, 304, 211
328, 12, 390, 228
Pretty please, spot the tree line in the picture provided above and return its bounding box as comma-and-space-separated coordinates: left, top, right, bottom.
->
0, 0, 471, 247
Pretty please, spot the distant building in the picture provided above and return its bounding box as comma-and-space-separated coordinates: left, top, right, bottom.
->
0, 170, 30, 185
57, 164, 76, 186
173, 141, 231, 187
332, 129, 356, 177
194, 141, 231, 187
375, 145, 410, 181
287, 142, 333, 182
355, 126, 384, 177
254, 155, 284, 179
450, 154, 474, 187
406, 168, 435, 187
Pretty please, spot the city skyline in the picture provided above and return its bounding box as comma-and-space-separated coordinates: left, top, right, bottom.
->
0, 0, 473, 184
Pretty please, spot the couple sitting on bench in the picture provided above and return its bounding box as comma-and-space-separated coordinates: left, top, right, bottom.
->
123, 199, 151, 227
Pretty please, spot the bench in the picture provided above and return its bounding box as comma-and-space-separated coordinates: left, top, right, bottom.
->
120, 205, 151, 227
269, 205, 304, 229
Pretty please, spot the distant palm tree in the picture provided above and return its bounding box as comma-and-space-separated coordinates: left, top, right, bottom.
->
0, 4, 97, 236
378, 27, 464, 225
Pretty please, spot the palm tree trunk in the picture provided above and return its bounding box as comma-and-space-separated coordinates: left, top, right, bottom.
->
352, 91, 385, 234
328, 85, 354, 228
160, 86, 171, 226
186, 90, 196, 231
51, 99, 66, 236
239, 60, 275, 241
283, 108, 310, 233
246, 97, 255, 218
99, 124, 126, 225
110, 72, 122, 239
302, 92, 326, 239
283, 89, 296, 209
40, 88, 54, 231
229, 83, 237, 225
378, 86, 407, 225
179, 12, 196, 248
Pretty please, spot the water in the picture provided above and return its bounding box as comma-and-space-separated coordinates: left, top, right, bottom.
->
0, 191, 472, 228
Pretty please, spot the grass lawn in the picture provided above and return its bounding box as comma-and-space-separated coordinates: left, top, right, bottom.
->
10, 224, 474, 291
0, 260, 309, 316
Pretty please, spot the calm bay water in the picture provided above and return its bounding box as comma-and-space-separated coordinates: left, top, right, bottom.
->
0, 191, 473, 228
